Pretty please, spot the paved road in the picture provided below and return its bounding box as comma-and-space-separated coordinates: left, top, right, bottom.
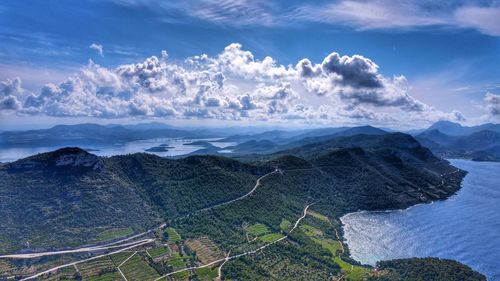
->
0, 224, 165, 259
20, 239, 154, 281
0, 238, 155, 259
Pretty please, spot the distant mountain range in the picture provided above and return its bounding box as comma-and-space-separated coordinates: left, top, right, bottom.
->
414, 121, 500, 162
2, 121, 498, 162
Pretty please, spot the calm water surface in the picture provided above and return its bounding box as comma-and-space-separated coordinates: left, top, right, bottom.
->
0, 138, 236, 162
341, 160, 500, 280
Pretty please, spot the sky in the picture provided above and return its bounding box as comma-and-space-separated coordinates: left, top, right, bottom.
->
0, 0, 499, 130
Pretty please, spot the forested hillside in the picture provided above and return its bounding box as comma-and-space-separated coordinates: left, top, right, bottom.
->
0, 133, 479, 280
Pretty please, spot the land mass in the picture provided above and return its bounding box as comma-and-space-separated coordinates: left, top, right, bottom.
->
0, 132, 484, 280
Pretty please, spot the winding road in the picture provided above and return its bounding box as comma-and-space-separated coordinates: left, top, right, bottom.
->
6, 169, 280, 280
153, 203, 312, 281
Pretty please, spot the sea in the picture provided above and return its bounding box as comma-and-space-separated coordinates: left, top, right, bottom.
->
0, 138, 235, 163
341, 159, 500, 280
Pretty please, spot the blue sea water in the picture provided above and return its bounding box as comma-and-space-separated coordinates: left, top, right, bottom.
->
341, 160, 500, 280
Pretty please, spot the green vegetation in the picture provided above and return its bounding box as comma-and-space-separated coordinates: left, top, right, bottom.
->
370, 258, 486, 281
148, 247, 168, 259
279, 219, 291, 231
314, 237, 370, 281
120, 254, 160, 281
247, 223, 270, 236
166, 252, 189, 280
96, 227, 133, 241
0, 133, 483, 280
86, 271, 121, 281
300, 224, 323, 237
195, 266, 218, 280
308, 210, 329, 223
259, 233, 284, 243
166, 227, 182, 242
147, 246, 169, 258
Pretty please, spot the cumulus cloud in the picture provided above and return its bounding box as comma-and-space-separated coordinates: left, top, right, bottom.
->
0, 77, 23, 111
90, 43, 104, 57
4, 43, 463, 127
484, 92, 500, 116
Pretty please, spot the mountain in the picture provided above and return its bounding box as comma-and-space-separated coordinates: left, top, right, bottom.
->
0, 123, 207, 148
426, 121, 500, 136
416, 128, 500, 162
0, 134, 481, 280
208, 126, 388, 156
219, 125, 385, 146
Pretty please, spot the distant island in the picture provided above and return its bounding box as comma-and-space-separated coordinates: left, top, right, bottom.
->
144, 144, 175, 152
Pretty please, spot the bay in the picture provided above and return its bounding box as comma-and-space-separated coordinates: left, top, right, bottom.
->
341, 160, 500, 280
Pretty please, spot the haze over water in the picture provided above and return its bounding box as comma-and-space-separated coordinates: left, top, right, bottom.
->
341, 160, 500, 281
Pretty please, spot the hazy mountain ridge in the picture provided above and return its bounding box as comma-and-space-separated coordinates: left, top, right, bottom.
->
415, 122, 500, 161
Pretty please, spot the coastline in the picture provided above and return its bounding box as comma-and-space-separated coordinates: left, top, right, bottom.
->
338, 159, 469, 267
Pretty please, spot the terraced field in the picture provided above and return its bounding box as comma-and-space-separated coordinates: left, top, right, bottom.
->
0, 260, 15, 279
165, 228, 182, 242
86, 271, 122, 281
166, 252, 189, 280
185, 236, 224, 264
78, 256, 116, 279
147, 246, 169, 258
120, 254, 160, 281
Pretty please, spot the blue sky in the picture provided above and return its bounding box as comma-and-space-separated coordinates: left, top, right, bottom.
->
0, 0, 499, 129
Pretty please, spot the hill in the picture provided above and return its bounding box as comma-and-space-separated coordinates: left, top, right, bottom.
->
0, 134, 479, 280
416, 129, 500, 161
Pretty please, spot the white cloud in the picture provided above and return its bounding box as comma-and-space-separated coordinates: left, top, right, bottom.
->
4, 43, 465, 127
89, 43, 104, 57
484, 92, 500, 117
294, 1, 500, 37
0, 77, 23, 111
454, 6, 500, 37
112, 0, 500, 37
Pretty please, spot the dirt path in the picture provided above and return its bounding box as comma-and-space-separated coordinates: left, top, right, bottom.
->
153, 203, 312, 281
190, 169, 279, 215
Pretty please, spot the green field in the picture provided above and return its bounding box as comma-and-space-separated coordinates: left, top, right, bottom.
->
300, 224, 323, 237
166, 227, 182, 242
313, 238, 370, 281
166, 252, 189, 280
259, 233, 284, 243
196, 266, 218, 281
78, 256, 116, 278
148, 246, 169, 258
308, 210, 330, 223
96, 227, 134, 241
247, 223, 269, 236
120, 254, 160, 281
86, 271, 122, 281
279, 219, 291, 231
